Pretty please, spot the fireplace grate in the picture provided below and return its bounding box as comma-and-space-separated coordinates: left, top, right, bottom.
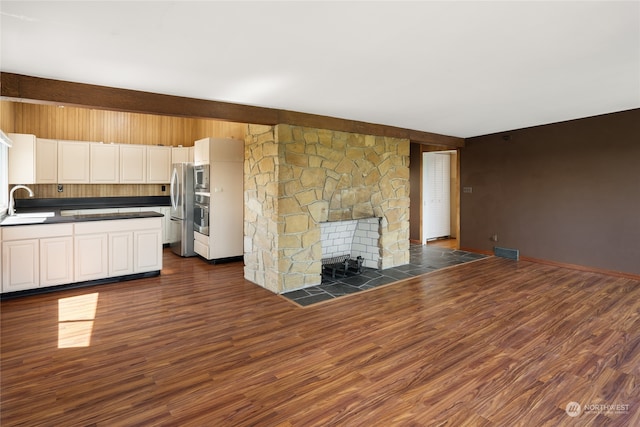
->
322, 254, 364, 279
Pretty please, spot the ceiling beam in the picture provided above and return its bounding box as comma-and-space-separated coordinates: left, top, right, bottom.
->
1, 72, 464, 148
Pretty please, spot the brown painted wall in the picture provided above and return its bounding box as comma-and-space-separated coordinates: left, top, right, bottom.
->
460, 109, 640, 275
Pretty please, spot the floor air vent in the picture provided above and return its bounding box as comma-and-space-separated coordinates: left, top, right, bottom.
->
494, 247, 519, 260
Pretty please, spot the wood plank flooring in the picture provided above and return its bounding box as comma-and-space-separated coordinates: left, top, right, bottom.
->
2, 249, 639, 426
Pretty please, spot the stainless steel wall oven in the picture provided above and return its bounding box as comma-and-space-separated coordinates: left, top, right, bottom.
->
193, 192, 210, 235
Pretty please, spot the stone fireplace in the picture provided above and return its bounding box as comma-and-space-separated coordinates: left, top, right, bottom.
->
244, 124, 410, 294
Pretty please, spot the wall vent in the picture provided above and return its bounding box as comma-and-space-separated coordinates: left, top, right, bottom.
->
494, 246, 519, 260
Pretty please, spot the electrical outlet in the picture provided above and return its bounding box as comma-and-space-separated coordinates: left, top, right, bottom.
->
463, 187, 473, 193
490, 234, 498, 242
57, 184, 63, 193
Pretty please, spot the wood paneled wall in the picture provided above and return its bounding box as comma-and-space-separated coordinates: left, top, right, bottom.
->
3, 101, 246, 146
0, 100, 15, 133
1, 100, 246, 198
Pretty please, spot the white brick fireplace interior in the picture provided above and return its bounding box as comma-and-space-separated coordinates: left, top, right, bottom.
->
320, 218, 381, 269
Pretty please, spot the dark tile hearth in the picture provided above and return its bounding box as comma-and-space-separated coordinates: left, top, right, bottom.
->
282, 244, 488, 306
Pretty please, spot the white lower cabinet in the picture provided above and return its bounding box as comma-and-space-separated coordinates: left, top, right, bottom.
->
109, 232, 134, 276
40, 236, 74, 287
1, 224, 74, 293
134, 229, 162, 273
194, 231, 209, 259
2, 239, 39, 292
148, 206, 172, 244
75, 217, 162, 278
74, 233, 109, 282
1, 218, 162, 294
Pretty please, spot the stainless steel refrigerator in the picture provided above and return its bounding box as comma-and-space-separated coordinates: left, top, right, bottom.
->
170, 162, 196, 257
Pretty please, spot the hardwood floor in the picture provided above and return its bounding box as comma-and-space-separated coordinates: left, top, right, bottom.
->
427, 238, 458, 250
2, 249, 639, 426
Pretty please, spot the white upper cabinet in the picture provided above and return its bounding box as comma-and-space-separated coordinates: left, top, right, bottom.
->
194, 138, 209, 165
8, 133, 36, 184
58, 140, 91, 183
194, 137, 243, 166
119, 144, 147, 183
90, 143, 120, 183
36, 139, 58, 183
8, 134, 191, 185
7, 134, 58, 184
171, 146, 191, 164
146, 146, 171, 183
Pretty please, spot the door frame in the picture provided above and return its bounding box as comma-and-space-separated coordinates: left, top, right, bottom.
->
419, 148, 459, 246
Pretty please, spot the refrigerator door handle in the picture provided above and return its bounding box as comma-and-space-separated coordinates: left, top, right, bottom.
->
170, 167, 179, 211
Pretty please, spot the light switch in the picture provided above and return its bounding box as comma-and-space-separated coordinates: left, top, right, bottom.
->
463, 187, 473, 193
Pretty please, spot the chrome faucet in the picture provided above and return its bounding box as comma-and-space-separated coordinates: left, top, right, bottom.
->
8, 185, 34, 216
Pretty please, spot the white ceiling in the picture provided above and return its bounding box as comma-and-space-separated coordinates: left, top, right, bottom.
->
1, 1, 639, 138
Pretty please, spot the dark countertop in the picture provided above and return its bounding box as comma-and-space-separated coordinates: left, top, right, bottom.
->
1, 210, 164, 227
15, 196, 170, 210
2, 196, 170, 227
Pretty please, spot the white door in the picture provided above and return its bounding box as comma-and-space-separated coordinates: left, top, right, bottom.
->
422, 152, 451, 243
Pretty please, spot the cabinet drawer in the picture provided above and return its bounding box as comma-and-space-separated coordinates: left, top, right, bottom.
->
74, 218, 161, 234
194, 239, 209, 259
2, 223, 73, 240
194, 231, 209, 258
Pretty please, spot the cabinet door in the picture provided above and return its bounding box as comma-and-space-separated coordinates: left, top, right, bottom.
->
74, 234, 108, 281
171, 147, 190, 164
2, 239, 39, 292
8, 133, 36, 184
160, 207, 171, 244
40, 237, 73, 287
193, 231, 209, 259
58, 141, 90, 183
209, 160, 244, 259
146, 146, 172, 183
134, 229, 162, 273
119, 145, 147, 183
194, 138, 209, 165
90, 143, 120, 183
109, 232, 134, 276
36, 138, 58, 184
147, 207, 170, 244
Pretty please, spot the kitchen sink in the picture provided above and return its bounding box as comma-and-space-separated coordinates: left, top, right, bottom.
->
1, 212, 55, 225
14, 212, 55, 218
1, 216, 49, 225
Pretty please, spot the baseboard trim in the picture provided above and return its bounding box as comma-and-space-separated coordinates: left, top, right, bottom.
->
458, 247, 493, 256
520, 256, 640, 281
457, 247, 639, 280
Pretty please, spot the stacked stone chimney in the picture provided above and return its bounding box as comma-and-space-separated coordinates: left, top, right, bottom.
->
244, 124, 410, 293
